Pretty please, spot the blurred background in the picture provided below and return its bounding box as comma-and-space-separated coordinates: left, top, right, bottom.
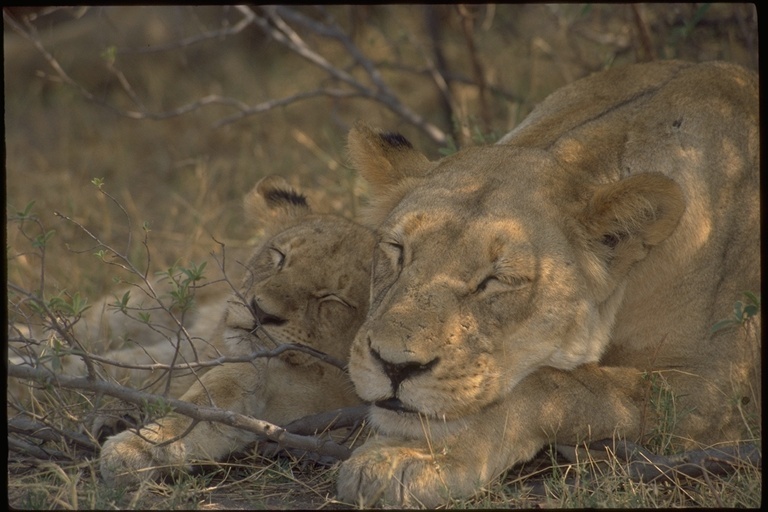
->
5, 4, 759, 300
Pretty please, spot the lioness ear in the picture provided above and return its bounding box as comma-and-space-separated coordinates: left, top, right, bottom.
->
245, 175, 311, 222
581, 173, 684, 282
347, 122, 432, 190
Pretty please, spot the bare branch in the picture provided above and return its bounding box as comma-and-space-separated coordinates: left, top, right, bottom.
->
284, 405, 369, 436
8, 364, 357, 461
589, 439, 762, 481
457, 5, 491, 135
5, 5, 448, 143
8, 416, 99, 453
48, 341, 349, 374
246, 5, 447, 144
8, 436, 74, 462
213, 88, 360, 128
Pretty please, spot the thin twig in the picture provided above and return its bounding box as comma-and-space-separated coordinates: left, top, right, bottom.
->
251, 6, 446, 144
5, 5, 448, 143
115, 5, 256, 54
457, 5, 491, 135
15, 341, 349, 374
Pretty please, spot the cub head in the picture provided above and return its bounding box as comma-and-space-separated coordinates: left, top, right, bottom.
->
346, 125, 684, 437
222, 175, 375, 368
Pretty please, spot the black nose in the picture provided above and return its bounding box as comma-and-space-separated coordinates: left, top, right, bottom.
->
250, 298, 286, 327
369, 345, 438, 391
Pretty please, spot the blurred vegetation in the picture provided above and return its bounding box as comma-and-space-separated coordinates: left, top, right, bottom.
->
5, 4, 760, 509
5, 4, 757, 299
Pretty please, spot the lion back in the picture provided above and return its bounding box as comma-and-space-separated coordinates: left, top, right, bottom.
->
504, 60, 760, 437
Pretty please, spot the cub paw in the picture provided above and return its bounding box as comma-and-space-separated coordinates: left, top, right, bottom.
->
337, 441, 452, 508
90, 410, 142, 443
99, 425, 188, 486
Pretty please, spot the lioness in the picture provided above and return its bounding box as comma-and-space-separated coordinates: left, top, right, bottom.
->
337, 60, 760, 507
99, 176, 374, 485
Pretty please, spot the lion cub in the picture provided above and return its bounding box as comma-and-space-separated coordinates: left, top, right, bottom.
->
99, 176, 374, 486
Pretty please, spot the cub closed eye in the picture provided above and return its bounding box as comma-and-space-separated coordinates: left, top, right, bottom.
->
269, 247, 286, 270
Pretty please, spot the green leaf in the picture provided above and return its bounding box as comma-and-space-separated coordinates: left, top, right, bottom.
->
111, 291, 131, 313
32, 230, 55, 249
743, 291, 760, 307
69, 292, 91, 316
16, 200, 37, 219
732, 301, 743, 320
181, 261, 207, 284
711, 319, 736, 333
743, 304, 758, 319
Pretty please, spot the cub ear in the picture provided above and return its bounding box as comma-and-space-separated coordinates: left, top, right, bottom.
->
245, 175, 311, 222
581, 172, 685, 282
347, 122, 433, 191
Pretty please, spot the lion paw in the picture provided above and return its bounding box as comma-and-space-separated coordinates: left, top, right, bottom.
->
99, 426, 188, 486
337, 441, 455, 508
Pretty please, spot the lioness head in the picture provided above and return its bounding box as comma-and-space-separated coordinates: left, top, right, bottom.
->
346, 124, 684, 437
222, 175, 375, 367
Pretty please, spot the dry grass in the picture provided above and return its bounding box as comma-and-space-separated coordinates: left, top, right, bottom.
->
5, 5, 760, 509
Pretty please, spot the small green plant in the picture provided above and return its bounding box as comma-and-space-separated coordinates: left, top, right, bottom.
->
47, 290, 91, 318
156, 260, 208, 313
711, 291, 760, 333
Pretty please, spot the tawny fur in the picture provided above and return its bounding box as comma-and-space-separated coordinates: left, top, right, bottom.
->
98, 176, 375, 486
338, 60, 760, 507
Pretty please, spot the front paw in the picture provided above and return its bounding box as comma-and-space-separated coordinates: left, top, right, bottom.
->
337, 439, 454, 508
99, 425, 188, 486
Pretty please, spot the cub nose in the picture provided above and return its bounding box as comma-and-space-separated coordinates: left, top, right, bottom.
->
369, 346, 438, 392
250, 298, 287, 327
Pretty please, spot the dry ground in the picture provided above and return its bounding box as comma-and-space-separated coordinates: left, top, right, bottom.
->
5, 5, 760, 509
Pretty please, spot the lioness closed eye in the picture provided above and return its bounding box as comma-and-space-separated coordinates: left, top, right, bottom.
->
337, 60, 760, 507
99, 176, 374, 486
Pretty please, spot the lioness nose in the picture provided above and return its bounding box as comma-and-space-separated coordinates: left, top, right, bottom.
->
369, 346, 438, 391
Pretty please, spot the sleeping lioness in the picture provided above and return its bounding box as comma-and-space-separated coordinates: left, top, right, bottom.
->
337, 60, 760, 507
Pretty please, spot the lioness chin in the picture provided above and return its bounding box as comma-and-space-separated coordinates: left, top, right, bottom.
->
337, 60, 760, 508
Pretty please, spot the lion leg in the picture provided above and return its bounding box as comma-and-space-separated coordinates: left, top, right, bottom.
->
338, 364, 651, 507
340, 362, 753, 506
99, 362, 269, 486
100, 359, 359, 486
